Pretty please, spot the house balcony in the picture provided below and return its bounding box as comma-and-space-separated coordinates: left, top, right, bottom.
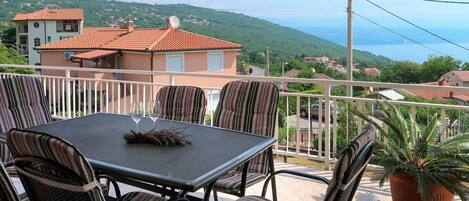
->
1, 64, 468, 201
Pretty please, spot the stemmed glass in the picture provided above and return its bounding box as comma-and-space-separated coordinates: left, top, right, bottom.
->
148, 100, 161, 129
131, 102, 143, 132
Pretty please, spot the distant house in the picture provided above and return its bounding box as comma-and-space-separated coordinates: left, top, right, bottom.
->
13, 8, 84, 65
313, 56, 330, 63
284, 68, 300, 78
440, 70, 469, 87
364, 67, 380, 76
247, 65, 266, 76
303, 56, 314, 64
35, 18, 241, 89
403, 80, 469, 105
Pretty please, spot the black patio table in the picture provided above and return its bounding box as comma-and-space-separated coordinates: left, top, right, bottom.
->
7, 113, 277, 201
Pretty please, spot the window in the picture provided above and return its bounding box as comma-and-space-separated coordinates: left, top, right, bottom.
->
57, 20, 79, 32
33, 38, 40, 46
47, 36, 51, 43
33, 22, 39, 28
208, 51, 223, 71
23, 24, 28, 33
166, 53, 184, 72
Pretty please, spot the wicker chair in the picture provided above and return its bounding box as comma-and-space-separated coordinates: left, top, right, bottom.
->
6, 129, 167, 201
155, 86, 207, 124
0, 76, 52, 172
212, 81, 279, 200
236, 125, 376, 201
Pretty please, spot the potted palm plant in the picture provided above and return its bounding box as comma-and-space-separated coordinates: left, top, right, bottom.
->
353, 102, 469, 201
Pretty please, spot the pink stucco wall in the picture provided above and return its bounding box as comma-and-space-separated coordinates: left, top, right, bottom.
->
39, 49, 239, 114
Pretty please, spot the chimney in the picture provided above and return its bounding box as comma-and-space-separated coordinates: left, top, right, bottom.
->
438, 80, 444, 86
121, 20, 134, 33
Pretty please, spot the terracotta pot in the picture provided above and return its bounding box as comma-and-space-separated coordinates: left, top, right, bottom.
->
390, 174, 454, 201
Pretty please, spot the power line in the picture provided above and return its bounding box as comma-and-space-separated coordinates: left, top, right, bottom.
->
214, 8, 345, 13
424, 0, 469, 4
366, 0, 469, 53
353, 12, 448, 56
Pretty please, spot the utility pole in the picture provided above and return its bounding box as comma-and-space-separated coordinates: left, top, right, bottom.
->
266, 47, 270, 76
346, 0, 353, 97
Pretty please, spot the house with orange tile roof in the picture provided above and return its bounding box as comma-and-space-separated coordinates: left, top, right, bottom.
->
36, 19, 241, 87
34, 16, 241, 112
13, 8, 84, 65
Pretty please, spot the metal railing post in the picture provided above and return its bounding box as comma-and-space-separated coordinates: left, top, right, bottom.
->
169, 75, 175, 86
324, 84, 331, 170
296, 95, 301, 154
65, 69, 71, 118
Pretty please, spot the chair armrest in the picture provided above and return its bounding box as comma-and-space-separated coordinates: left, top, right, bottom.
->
96, 174, 121, 198
261, 169, 331, 197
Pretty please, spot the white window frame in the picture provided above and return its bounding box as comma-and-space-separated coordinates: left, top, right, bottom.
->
207, 51, 224, 71
165, 53, 184, 72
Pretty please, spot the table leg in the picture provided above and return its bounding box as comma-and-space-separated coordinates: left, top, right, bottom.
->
203, 182, 215, 201
268, 147, 278, 201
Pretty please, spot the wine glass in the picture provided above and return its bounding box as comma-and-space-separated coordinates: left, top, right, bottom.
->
131, 102, 143, 132
148, 100, 161, 128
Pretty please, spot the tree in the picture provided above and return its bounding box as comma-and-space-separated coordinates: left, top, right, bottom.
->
462, 62, 469, 70
421, 56, 460, 82
380, 61, 423, 83
0, 42, 32, 74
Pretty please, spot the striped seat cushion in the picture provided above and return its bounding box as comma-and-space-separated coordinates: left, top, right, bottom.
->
324, 124, 375, 201
213, 81, 278, 192
214, 172, 266, 194
0, 161, 20, 201
0, 77, 51, 166
156, 86, 207, 124
236, 195, 270, 201
118, 192, 167, 201
7, 129, 106, 201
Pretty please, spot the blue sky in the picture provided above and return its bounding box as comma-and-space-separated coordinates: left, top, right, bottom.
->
121, 0, 469, 29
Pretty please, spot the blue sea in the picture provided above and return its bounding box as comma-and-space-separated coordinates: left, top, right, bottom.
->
354, 42, 469, 63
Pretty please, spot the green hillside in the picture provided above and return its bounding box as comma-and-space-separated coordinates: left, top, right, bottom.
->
0, 0, 392, 67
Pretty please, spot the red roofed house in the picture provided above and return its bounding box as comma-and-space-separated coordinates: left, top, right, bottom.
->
32, 13, 241, 112
13, 8, 84, 65
404, 71, 469, 105
364, 67, 380, 76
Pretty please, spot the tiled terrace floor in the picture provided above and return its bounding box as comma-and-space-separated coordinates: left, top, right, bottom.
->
12, 161, 392, 201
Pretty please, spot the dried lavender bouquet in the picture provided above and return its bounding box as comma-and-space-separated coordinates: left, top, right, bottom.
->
123, 126, 191, 146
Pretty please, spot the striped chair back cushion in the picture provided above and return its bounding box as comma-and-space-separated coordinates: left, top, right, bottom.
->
7, 129, 105, 201
156, 86, 207, 124
0, 162, 20, 201
213, 81, 279, 174
324, 124, 375, 201
0, 76, 51, 132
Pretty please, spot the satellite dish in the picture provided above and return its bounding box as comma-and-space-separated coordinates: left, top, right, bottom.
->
167, 16, 180, 29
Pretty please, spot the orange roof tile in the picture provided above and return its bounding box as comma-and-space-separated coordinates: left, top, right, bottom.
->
82, 27, 125, 34
37, 29, 126, 50
37, 27, 241, 52
405, 81, 469, 101
102, 29, 168, 51
13, 8, 83, 21
72, 50, 118, 60
151, 29, 242, 52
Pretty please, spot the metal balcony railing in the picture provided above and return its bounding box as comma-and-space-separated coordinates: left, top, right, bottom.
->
2, 64, 469, 168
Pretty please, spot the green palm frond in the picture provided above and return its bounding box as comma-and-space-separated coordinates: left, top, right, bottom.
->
353, 101, 469, 200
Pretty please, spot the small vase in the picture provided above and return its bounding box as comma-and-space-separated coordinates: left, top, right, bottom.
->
390, 174, 454, 201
